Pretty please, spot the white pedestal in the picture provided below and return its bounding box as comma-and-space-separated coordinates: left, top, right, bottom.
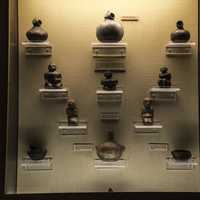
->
39, 88, 69, 100
94, 159, 127, 170
166, 157, 197, 170
92, 42, 127, 72
166, 42, 195, 56
22, 41, 52, 56
58, 120, 88, 135
150, 87, 180, 101
21, 157, 53, 171
134, 122, 163, 134
96, 90, 123, 103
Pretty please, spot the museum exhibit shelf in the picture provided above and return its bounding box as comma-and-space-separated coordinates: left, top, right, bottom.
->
22, 41, 53, 56
39, 88, 69, 100
165, 42, 196, 56
94, 159, 127, 170
134, 122, 163, 134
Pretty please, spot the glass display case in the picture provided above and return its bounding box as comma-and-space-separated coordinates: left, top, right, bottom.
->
1, 0, 200, 199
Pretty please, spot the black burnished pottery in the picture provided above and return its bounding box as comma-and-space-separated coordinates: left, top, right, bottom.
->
96, 11, 124, 43
158, 67, 172, 88
96, 131, 125, 162
26, 18, 48, 42
44, 64, 63, 89
171, 150, 192, 161
101, 71, 118, 91
66, 100, 79, 126
171, 21, 190, 43
27, 145, 47, 161
141, 97, 154, 126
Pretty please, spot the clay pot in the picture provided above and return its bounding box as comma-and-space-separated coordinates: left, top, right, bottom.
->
171, 21, 190, 43
96, 11, 124, 43
27, 145, 47, 161
96, 131, 125, 162
26, 18, 48, 42
171, 150, 192, 161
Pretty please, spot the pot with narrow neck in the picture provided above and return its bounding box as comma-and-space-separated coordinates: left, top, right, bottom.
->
26, 18, 48, 42
171, 20, 190, 43
96, 11, 124, 43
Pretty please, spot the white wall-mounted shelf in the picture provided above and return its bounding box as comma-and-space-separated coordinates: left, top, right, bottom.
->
165, 42, 195, 56
166, 157, 197, 170
94, 159, 127, 170
96, 89, 123, 103
21, 157, 53, 171
150, 87, 181, 101
39, 88, 69, 101
58, 120, 88, 136
134, 122, 163, 134
22, 41, 52, 56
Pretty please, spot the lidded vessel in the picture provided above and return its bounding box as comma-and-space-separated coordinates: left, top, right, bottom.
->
96, 11, 124, 43
26, 18, 48, 42
171, 21, 190, 43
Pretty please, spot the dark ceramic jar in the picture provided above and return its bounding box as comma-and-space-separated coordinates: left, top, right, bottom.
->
158, 67, 172, 88
171, 150, 192, 161
27, 145, 47, 161
96, 11, 124, 43
96, 131, 125, 162
26, 18, 48, 42
66, 99, 79, 126
171, 21, 190, 43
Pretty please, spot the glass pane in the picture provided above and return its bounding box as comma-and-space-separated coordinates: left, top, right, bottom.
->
6, 0, 199, 194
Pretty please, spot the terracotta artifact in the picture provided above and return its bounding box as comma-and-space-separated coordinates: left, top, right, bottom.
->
158, 67, 172, 88
26, 18, 48, 42
66, 100, 79, 126
96, 131, 125, 162
27, 137, 47, 161
171, 150, 192, 161
44, 64, 63, 89
101, 71, 118, 91
141, 97, 154, 125
171, 21, 190, 43
96, 11, 124, 43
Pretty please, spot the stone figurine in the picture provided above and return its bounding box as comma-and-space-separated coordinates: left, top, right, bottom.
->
27, 137, 47, 161
96, 11, 124, 43
158, 67, 172, 88
66, 100, 79, 126
44, 64, 63, 89
171, 21, 190, 43
101, 71, 118, 91
96, 131, 125, 162
141, 97, 154, 125
26, 18, 48, 42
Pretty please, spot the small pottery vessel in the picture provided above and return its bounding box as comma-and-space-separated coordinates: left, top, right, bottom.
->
27, 137, 47, 161
171, 21, 190, 43
66, 100, 79, 126
44, 64, 63, 89
141, 97, 154, 125
171, 150, 192, 161
96, 11, 124, 43
101, 71, 118, 91
96, 131, 125, 162
158, 67, 172, 88
26, 18, 48, 42
108, 188, 114, 192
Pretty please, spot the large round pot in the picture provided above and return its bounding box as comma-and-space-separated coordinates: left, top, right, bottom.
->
171, 21, 190, 43
96, 11, 124, 43
26, 18, 48, 42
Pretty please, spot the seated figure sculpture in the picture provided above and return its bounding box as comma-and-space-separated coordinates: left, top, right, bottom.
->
44, 64, 63, 89
158, 67, 172, 88
66, 99, 79, 126
141, 97, 154, 125
101, 71, 118, 91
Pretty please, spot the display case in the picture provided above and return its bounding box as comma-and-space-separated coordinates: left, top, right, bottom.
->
0, 0, 200, 199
